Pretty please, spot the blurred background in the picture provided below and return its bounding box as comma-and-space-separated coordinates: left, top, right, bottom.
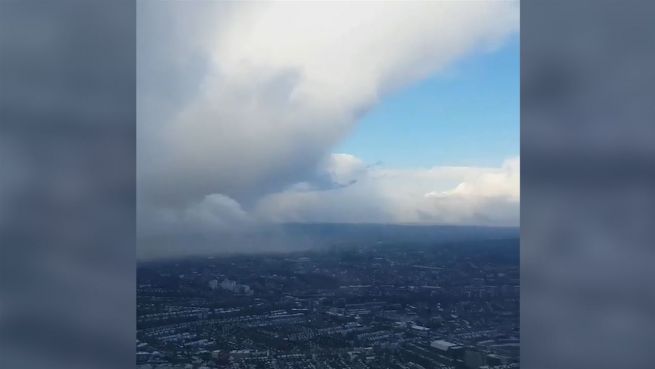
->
0, 1, 135, 369
1, 0, 654, 368
521, 1, 655, 368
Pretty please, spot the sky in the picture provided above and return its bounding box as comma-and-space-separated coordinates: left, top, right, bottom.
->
137, 1, 520, 255
337, 35, 519, 168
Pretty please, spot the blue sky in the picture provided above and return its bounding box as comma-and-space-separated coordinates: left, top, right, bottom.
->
337, 34, 519, 168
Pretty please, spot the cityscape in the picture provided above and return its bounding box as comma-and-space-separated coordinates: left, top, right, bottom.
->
137, 3, 520, 368
137, 234, 519, 369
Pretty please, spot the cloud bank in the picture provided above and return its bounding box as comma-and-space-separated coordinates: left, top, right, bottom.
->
137, 1, 519, 252
257, 155, 519, 226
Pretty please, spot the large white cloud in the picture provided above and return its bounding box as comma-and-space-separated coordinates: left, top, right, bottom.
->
137, 1, 519, 243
